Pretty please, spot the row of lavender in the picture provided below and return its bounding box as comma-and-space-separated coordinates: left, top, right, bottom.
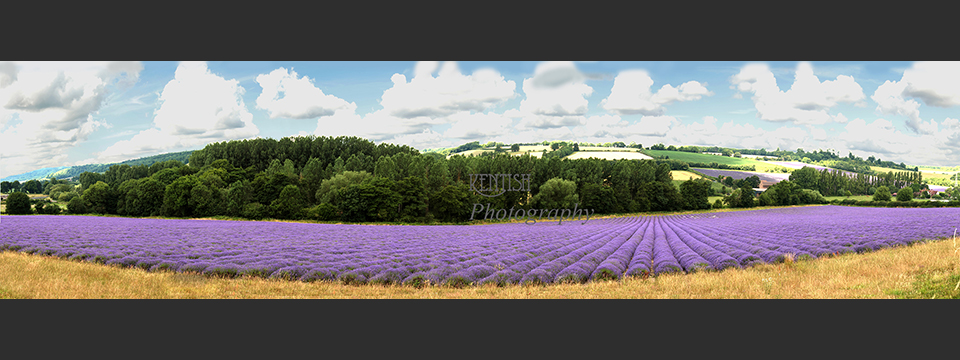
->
1, 206, 957, 286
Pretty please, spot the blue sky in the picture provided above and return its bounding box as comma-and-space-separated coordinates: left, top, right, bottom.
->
2, 61, 959, 177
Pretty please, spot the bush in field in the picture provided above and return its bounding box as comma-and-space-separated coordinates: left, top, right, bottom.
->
896, 188, 913, 202
67, 196, 88, 214
798, 189, 827, 204
6, 192, 32, 214
873, 186, 891, 202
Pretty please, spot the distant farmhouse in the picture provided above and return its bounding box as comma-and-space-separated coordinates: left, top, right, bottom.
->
753, 180, 777, 196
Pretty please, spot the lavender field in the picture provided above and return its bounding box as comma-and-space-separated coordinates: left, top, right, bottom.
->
1, 206, 958, 286
691, 168, 790, 183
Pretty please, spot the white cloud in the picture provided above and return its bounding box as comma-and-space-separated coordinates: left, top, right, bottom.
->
901, 61, 960, 107
0, 61, 142, 176
730, 62, 864, 125
443, 112, 514, 140
96, 61, 258, 163
388, 128, 448, 149
871, 61, 960, 134
572, 114, 679, 141
517, 61, 593, 129
657, 116, 811, 152
379, 61, 517, 118
255, 67, 355, 119
313, 61, 518, 144
601, 70, 713, 116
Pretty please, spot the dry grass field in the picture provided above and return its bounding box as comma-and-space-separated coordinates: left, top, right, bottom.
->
2, 234, 956, 299
670, 171, 703, 181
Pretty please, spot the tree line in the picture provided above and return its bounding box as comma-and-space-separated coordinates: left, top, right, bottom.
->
3, 136, 737, 222
787, 166, 924, 197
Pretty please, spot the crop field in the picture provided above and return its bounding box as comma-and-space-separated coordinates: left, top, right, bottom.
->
2, 206, 958, 288
670, 171, 703, 181
691, 168, 790, 183
578, 146, 636, 152
643, 150, 790, 172
565, 151, 653, 161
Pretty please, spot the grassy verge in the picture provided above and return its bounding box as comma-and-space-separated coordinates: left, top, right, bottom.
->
1, 235, 955, 299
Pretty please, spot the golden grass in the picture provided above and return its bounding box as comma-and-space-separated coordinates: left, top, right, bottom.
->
2, 237, 956, 299
869, 166, 954, 180
670, 171, 703, 181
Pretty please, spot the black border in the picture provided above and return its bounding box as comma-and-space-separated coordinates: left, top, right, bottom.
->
6, 3, 956, 354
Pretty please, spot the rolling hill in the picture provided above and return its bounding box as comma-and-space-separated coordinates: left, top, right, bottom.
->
1, 150, 195, 182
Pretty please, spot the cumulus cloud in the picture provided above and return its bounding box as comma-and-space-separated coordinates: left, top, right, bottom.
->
572, 114, 680, 141
601, 70, 713, 116
255, 67, 355, 119
656, 116, 810, 153
314, 108, 436, 143
871, 61, 960, 134
312, 61, 517, 146
901, 61, 960, 107
0, 61, 142, 176
517, 61, 593, 129
379, 61, 517, 119
96, 61, 258, 163
730, 62, 864, 125
443, 112, 515, 140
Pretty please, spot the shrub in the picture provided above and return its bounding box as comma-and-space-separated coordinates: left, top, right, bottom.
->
5, 192, 32, 214
713, 199, 724, 209
873, 186, 891, 201
896, 188, 913, 202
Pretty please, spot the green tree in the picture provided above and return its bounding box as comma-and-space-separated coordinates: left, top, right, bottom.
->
224, 180, 252, 217
22, 179, 43, 194
723, 176, 735, 187
163, 175, 200, 217
431, 183, 474, 222
511, 144, 520, 152
896, 187, 913, 202
137, 178, 166, 217
67, 196, 88, 214
271, 184, 304, 219
338, 177, 401, 222
5, 192, 32, 214
873, 186, 891, 201
789, 166, 820, 190
737, 184, 756, 208
679, 179, 713, 210
316, 171, 373, 205
83, 181, 117, 214
638, 181, 682, 212
531, 177, 579, 210
300, 157, 326, 205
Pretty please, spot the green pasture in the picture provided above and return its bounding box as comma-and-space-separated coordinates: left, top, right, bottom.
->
644, 150, 789, 172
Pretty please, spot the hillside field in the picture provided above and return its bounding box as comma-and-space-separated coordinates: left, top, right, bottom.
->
566, 151, 653, 160
644, 150, 790, 172
670, 171, 703, 181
